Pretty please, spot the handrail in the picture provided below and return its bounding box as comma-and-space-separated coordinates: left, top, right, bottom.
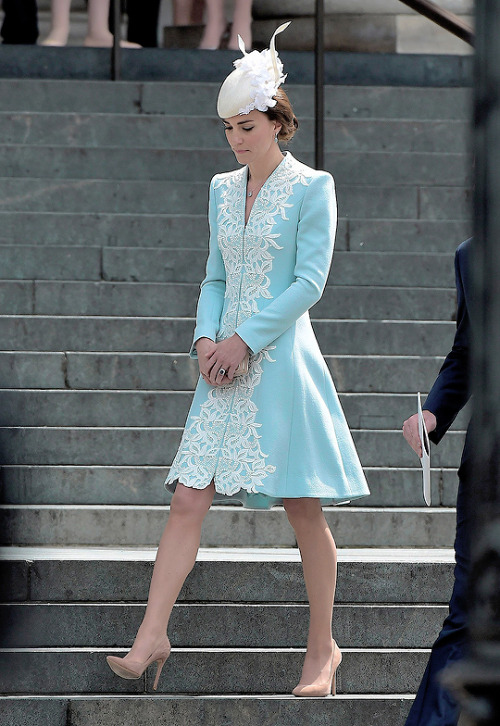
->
398, 0, 474, 46
315, 0, 325, 170
111, 0, 122, 81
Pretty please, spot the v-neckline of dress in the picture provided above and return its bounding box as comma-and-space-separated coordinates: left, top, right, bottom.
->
243, 152, 289, 228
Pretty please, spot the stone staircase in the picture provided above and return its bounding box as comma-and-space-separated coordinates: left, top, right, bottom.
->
0, 76, 471, 724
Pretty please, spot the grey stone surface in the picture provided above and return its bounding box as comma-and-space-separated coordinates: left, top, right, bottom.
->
0, 427, 181, 466
1, 602, 446, 647
0, 696, 412, 726
327, 355, 445, 393
0, 505, 456, 547
0, 245, 101, 281
0, 561, 29, 602
336, 185, 418, 219
102, 248, 206, 283
0, 648, 430, 694
34, 281, 199, 317
348, 219, 472, 252
4, 557, 454, 603
0, 179, 209, 214
0, 353, 66, 388
419, 186, 472, 220
0, 316, 193, 352
0, 80, 142, 113
0, 211, 209, 248
0, 112, 469, 153
313, 320, 457, 356
0, 699, 67, 726
0, 281, 33, 313
0, 466, 171, 505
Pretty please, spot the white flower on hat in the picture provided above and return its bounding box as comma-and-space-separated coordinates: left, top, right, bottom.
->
217, 22, 291, 119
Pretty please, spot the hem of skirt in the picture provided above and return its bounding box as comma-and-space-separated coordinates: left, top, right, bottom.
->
165, 476, 369, 510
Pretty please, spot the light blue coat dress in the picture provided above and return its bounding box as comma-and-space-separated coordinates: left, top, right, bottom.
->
165, 152, 369, 509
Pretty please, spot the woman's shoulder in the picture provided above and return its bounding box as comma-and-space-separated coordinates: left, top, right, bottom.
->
210, 167, 245, 188
287, 154, 334, 188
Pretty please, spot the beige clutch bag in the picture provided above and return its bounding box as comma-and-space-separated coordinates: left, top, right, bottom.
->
233, 352, 250, 377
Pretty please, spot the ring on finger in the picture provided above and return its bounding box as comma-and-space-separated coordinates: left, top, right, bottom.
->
218, 368, 226, 377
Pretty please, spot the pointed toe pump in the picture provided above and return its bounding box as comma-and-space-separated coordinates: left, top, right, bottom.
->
106, 636, 171, 691
292, 640, 342, 698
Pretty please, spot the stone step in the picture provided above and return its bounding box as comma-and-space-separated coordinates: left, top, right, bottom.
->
0, 113, 469, 154
0, 248, 457, 288
0, 178, 470, 220
0, 695, 413, 726
0, 427, 464, 466
0, 601, 447, 648
0, 146, 471, 187
0, 506, 456, 548
0, 546, 456, 603
0, 212, 209, 248
0, 647, 430, 694
0, 465, 459, 507
0, 391, 467, 431
0, 352, 448, 393
2, 281, 454, 320
0, 80, 471, 120
0, 316, 457, 355
0, 212, 470, 253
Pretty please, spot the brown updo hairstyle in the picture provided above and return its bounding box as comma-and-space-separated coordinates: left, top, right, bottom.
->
265, 88, 299, 143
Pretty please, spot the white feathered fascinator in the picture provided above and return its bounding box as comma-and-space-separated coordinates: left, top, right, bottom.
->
217, 22, 291, 118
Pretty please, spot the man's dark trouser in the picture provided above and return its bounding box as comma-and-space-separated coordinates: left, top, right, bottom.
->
404, 466, 470, 726
1, 0, 38, 44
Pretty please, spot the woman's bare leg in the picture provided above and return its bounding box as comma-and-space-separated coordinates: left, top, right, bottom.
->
199, 0, 226, 49
227, 0, 252, 50
124, 482, 215, 663
173, 0, 194, 26
84, 0, 141, 48
284, 498, 337, 686
41, 0, 71, 46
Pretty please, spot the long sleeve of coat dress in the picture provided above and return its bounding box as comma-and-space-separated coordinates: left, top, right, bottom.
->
189, 182, 226, 358
235, 173, 336, 355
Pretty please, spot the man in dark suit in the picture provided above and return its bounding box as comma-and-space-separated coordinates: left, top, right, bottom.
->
402, 237, 472, 726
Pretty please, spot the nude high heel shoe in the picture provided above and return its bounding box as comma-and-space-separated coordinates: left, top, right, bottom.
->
292, 640, 342, 697
106, 636, 171, 691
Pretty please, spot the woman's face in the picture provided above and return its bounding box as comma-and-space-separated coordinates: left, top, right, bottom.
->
222, 111, 281, 165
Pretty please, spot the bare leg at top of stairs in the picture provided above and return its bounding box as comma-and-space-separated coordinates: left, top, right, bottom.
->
198, 0, 252, 50
41, 0, 141, 47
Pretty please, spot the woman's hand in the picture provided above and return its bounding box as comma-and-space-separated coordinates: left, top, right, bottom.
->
402, 410, 437, 457
195, 337, 219, 386
206, 334, 249, 386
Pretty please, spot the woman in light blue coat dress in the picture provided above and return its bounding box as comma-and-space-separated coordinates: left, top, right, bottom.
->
106, 24, 369, 697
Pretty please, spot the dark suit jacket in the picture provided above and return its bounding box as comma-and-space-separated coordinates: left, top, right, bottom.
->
424, 238, 472, 459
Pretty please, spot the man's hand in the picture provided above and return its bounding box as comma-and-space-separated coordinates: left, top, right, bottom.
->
402, 410, 437, 457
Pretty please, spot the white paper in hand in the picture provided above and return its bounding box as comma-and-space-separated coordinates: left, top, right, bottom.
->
418, 392, 431, 506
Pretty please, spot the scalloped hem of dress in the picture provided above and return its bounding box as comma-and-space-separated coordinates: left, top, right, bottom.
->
164, 477, 370, 510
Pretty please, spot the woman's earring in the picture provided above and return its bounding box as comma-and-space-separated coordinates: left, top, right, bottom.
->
275, 133, 279, 143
